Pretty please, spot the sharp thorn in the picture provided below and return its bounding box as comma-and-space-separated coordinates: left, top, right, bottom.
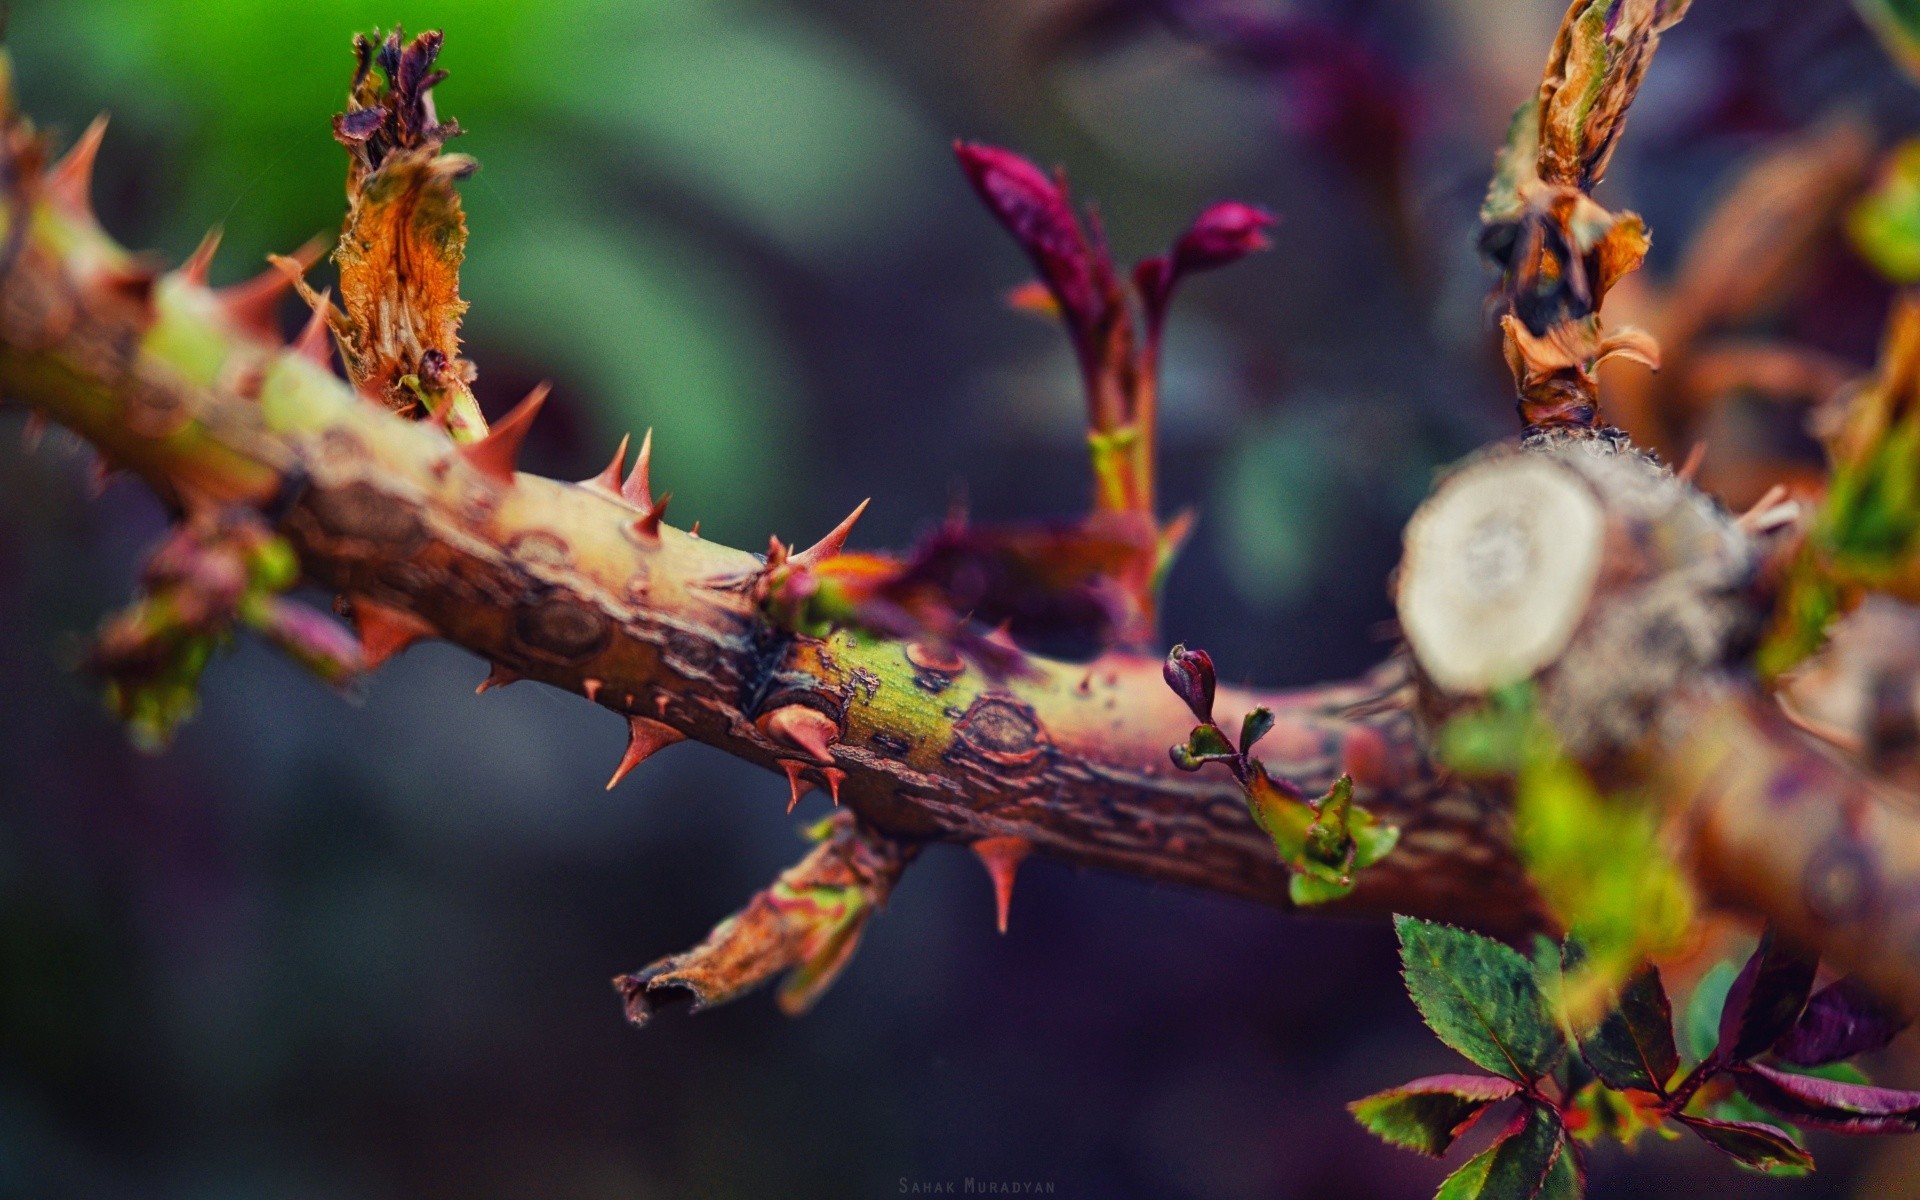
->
606, 716, 686, 790
621, 427, 654, 508
217, 238, 325, 341
352, 599, 435, 669
632, 493, 671, 541
581, 433, 630, 497
180, 227, 224, 287
653, 693, 671, 719
689, 520, 701, 538
779, 759, 815, 813
822, 766, 845, 807
290, 288, 336, 370
475, 663, 520, 694
789, 498, 870, 569
583, 678, 603, 703
971, 835, 1033, 934
760, 704, 839, 764
459, 383, 549, 486
46, 114, 109, 216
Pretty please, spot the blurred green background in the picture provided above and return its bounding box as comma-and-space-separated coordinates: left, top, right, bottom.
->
3, 0, 1920, 1196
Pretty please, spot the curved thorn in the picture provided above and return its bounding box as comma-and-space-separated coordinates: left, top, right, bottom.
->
352, 599, 435, 669
621, 427, 654, 508
46, 114, 109, 216
790, 498, 871, 569
606, 716, 686, 790
971, 835, 1033, 934
632, 492, 671, 541
179, 227, 224, 287
475, 663, 520, 694
822, 767, 845, 807
459, 383, 549, 486
779, 759, 814, 813
581, 433, 630, 497
216, 238, 325, 341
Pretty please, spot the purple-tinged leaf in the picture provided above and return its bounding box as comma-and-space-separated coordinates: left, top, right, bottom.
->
1774, 977, 1910, 1067
1163, 644, 1216, 723
1737, 1062, 1920, 1134
1675, 1113, 1814, 1172
1716, 928, 1817, 1064
1348, 1074, 1520, 1157
1567, 952, 1680, 1094
953, 141, 1118, 368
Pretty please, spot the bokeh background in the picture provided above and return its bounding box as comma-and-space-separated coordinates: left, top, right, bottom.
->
3, 0, 1920, 1196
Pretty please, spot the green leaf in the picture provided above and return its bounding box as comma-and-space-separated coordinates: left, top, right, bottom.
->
1564, 948, 1679, 1094
1396, 916, 1566, 1082
1683, 961, 1740, 1065
1290, 872, 1355, 907
1675, 1114, 1814, 1174
1239, 706, 1275, 755
1435, 1106, 1577, 1200
1347, 1074, 1519, 1157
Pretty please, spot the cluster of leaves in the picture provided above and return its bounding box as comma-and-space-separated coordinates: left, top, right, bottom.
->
1354, 920, 1916, 1197
1439, 685, 1693, 1003
1162, 646, 1396, 904
88, 507, 360, 749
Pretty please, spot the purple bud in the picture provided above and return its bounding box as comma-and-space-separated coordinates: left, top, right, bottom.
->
1172, 201, 1276, 276
1163, 643, 1216, 723
953, 141, 1117, 366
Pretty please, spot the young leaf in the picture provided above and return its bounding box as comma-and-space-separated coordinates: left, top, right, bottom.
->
1170, 723, 1236, 771
1737, 1062, 1920, 1134
1773, 977, 1910, 1067
1347, 1074, 1520, 1157
1674, 1114, 1814, 1174
1683, 961, 1739, 1065
1239, 706, 1275, 756
1434, 1105, 1579, 1200
1565, 950, 1679, 1095
1717, 929, 1817, 1064
1396, 916, 1566, 1082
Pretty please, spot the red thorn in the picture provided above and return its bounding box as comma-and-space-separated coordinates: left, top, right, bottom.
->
790, 498, 870, 569
971, 835, 1033, 934
606, 716, 686, 790
1677, 441, 1707, 484
21, 411, 47, 452
631, 493, 671, 541
621, 428, 654, 508
475, 663, 520, 694
46, 114, 109, 216
583, 678, 603, 703
290, 288, 336, 370
216, 239, 324, 341
180, 227, 224, 287
353, 599, 435, 669
459, 383, 549, 485
765, 534, 791, 567
689, 521, 701, 538
984, 620, 1019, 651
822, 767, 846, 807
582, 433, 630, 497
654, 693, 671, 718
779, 759, 815, 813
761, 704, 839, 763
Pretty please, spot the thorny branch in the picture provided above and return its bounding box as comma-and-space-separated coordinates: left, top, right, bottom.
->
6, 6, 1920, 1053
